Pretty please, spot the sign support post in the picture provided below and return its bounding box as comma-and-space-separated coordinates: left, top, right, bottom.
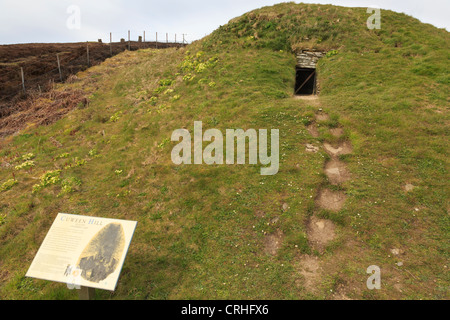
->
79, 286, 96, 300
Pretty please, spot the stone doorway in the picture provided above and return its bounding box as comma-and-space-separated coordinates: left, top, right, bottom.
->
295, 50, 325, 96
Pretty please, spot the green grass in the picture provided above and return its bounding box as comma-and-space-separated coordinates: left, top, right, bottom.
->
0, 3, 448, 300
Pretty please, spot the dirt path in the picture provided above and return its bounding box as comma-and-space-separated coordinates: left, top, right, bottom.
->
262, 95, 353, 298
296, 95, 353, 297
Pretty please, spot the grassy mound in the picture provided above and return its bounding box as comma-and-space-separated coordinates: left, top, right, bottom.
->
0, 3, 448, 299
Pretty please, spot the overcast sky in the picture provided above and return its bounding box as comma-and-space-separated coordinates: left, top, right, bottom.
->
0, 0, 448, 45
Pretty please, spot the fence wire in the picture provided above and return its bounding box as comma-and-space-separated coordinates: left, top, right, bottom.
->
0, 37, 186, 108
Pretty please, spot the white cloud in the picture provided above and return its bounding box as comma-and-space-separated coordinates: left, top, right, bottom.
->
0, 0, 447, 44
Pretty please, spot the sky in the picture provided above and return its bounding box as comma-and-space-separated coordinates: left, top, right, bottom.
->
0, 0, 448, 45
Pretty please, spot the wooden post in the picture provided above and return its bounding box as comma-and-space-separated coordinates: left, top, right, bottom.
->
57, 53, 62, 82
110, 32, 113, 56
78, 286, 95, 300
166, 33, 168, 43
143, 31, 145, 43
156, 32, 158, 49
313, 72, 317, 95
128, 30, 131, 50
20, 67, 25, 93
86, 42, 90, 67
182, 34, 186, 46
294, 70, 316, 95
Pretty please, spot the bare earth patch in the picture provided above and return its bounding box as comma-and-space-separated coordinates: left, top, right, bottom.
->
323, 141, 353, 157
296, 254, 322, 292
324, 159, 351, 185
293, 95, 319, 102
307, 123, 320, 138
330, 127, 344, 138
331, 287, 352, 300
305, 143, 320, 153
316, 188, 347, 212
307, 216, 336, 252
264, 229, 283, 256
315, 112, 330, 122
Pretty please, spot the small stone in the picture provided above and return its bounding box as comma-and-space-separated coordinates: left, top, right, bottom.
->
306, 144, 319, 153
396, 262, 403, 267
390, 248, 401, 255
315, 220, 325, 230
282, 203, 289, 211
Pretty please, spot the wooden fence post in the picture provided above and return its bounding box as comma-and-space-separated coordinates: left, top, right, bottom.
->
57, 53, 62, 82
20, 67, 25, 93
166, 33, 168, 43
86, 42, 90, 67
156, 32, 158, 49
79, 287, 95, 300
128, 30, 131, 50
110, 32, 113, 56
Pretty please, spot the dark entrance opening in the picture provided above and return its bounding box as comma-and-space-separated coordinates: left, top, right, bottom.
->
295, 68, 316, 95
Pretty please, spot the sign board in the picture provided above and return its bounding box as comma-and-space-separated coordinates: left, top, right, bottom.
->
26, 213, 137, 291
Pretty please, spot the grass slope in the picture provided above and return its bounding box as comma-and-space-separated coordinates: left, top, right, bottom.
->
0, 3, 448, 299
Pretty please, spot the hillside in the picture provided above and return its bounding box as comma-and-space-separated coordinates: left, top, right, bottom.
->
0, 3, 448, 300
0, 41, 182, 131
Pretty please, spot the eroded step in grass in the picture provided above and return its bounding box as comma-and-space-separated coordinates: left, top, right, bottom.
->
296, 254, 322, 293
315, 112, 330, 122
264, 229, 284, 256
306, 216, 336, 252
324, 159, 351, 185
306, 123, 320, 138
296, 253, 353, 299
323, 141, 353, 157
329, 127, 344, 138
316, 188, 347, 212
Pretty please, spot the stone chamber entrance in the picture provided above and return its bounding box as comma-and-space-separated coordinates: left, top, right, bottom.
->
295, 68, 316, 95
294, 51, 325, 96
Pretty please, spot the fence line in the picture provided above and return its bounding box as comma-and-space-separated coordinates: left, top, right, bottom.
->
0, 31, 188, 105
106, 30, 189, 45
